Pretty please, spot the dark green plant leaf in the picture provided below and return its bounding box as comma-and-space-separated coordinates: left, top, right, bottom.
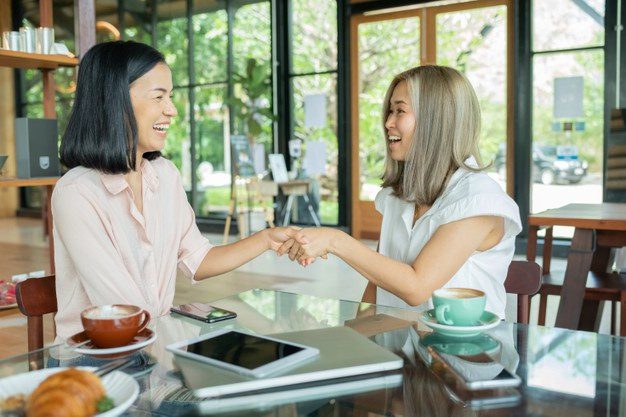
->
97, 396, 115, 413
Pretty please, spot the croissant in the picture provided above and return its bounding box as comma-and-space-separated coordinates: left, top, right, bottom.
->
25, 368, 106, 417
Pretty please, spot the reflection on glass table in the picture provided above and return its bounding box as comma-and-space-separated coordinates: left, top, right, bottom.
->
1, 289, 626, 416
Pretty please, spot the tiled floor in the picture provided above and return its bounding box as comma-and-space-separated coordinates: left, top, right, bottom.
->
0, 217, 615, 357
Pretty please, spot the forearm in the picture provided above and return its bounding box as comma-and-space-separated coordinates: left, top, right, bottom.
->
329, 232, 431, 306
194, 230, 269, 279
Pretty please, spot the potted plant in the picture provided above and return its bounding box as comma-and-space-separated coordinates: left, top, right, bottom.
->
225, 58, 275, 235
227, 58, 274, 146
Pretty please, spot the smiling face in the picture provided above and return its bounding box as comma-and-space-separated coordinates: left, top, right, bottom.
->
129, 63, 177, 158
385, 80, 416, 162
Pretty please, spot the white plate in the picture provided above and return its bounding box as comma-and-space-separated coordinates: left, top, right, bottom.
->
418, 309, 501, 337
71, 330, 157, 356
0, 302, 17, 311
0, 366, 139, 417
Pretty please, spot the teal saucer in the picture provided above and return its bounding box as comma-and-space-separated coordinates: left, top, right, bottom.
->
419, 332, 500, 356
418, 309, 501, 338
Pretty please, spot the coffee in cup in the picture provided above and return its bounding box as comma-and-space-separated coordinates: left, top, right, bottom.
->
81, 305, 151, 348
432, 288, 486, 326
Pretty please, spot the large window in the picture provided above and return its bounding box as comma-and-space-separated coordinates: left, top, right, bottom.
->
16, 0, 341, 227
356, 16, 420, 202
289, 0, 339, 224
126, 0, 274, 220
437, 5, 508, 189
350, 1, 511, 239
17, 0, 274, 222
157, 1, 192, 190
531, 0, 605, 238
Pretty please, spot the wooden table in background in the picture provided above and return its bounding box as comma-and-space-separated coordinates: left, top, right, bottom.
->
0, 177, 59, 273
527, 203, 626, 332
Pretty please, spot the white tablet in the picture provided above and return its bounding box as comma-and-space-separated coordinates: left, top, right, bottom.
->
167, 328, 320, 378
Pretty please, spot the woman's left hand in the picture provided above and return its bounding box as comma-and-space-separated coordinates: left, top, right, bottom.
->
293, 228, 337, 265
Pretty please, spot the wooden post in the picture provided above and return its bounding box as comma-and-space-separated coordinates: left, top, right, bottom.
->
74, 0, 96, 58
554, 228, 595, 330
40, 0, 56, 119
526, 225, 538, 262
542, 226, 553, 274
0, 0, 18, 217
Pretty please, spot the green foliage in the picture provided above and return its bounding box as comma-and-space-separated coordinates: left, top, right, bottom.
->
291, 0, 337, 74
232, 3, 273, 151
200, 186, 231, 213
193, 10, 228, 84
157, 17, 189, 86
226, 58, 274, 141
289, 0, 340, 223
194, 85, 227, 171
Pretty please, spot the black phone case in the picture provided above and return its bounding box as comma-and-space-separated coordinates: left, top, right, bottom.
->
171, 307, 237, 323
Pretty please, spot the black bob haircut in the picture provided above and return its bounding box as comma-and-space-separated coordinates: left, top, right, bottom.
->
60, 41, 166, 174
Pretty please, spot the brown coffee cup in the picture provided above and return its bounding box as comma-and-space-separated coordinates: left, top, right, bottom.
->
81, 304, 151, 348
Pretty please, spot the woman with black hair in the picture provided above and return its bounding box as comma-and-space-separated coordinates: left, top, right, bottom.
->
53, 41, 297, 339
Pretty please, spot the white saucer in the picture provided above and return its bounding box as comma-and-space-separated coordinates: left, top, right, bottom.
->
418, 309, 501, 337
67, 329, 157, 358
0, 366, 139, 417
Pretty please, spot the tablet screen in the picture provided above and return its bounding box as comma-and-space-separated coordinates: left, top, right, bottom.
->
185, 331, 305, 370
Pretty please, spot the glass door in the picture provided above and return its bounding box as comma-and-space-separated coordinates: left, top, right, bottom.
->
436, 3, 510, 193
530, 0, 605, 238
350, 12, 421, 239
350, 1, 512, 239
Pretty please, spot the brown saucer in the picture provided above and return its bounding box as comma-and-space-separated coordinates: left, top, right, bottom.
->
67, 328, 156, 359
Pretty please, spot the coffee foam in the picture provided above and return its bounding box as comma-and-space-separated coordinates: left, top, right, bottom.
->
84, 305, 137, 319
435, 288, 484, 299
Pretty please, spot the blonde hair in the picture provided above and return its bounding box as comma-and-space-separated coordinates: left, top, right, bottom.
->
381, 65, 486, 205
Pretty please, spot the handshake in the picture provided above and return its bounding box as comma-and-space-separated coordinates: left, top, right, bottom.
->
266, 226, 339, 267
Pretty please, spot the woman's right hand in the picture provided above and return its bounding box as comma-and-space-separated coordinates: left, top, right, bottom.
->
275, 228, 325, 267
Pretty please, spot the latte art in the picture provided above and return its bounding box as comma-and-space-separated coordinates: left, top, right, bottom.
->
83, 305, 137, 319
434, 288, 484, 299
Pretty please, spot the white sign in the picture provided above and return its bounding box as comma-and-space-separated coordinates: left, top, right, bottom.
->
302, 140, 327, 176
268, 154, 289, 183
288, 139, 302, 158
554, 76, 584, 119
304, 94, 327, 129
252, 143, 265, 174
556, 145, 578, 159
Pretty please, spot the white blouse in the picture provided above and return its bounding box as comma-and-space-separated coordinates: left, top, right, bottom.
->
374, 158, 522, 318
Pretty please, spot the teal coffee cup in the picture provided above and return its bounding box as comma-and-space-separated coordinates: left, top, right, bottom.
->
432, 288, 486, 326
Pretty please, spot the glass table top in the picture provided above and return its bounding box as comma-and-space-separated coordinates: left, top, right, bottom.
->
0, 289, 625, 416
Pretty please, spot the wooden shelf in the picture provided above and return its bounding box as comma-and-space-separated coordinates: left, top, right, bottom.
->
0, 177, 59, 187
0, 49, 78, 70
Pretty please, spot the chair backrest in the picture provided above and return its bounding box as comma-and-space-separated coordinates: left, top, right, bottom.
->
16, 275, 57, 352
504, 261, 542, 324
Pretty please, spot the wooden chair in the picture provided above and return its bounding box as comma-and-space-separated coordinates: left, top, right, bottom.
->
16, 275, 57, 352
536, 229, 626, 335
504, 261, 542, 324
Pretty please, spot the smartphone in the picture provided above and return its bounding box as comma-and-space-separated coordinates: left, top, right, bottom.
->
171, 302, 237, 323
428, 347, 521, 391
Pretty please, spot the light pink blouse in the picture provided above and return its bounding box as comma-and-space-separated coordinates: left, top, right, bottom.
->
52, 157, 213, 339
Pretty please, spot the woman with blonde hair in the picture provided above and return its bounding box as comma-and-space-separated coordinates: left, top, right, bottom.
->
283, 65, 521, 318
